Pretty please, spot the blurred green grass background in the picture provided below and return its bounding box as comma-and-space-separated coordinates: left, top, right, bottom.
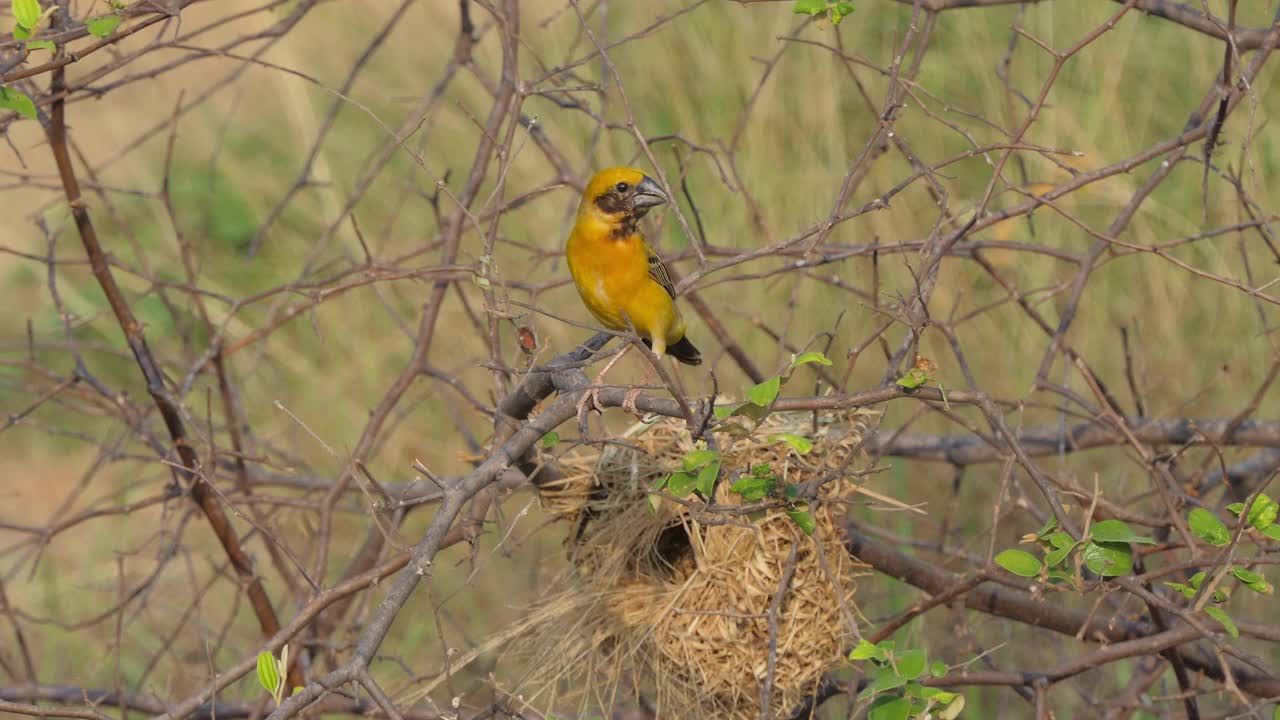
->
2, 0, 1278, 717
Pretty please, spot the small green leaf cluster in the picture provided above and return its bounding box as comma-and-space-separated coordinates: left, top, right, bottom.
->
729, 462, 815, 534
894, 358, 949, 408
1161, 570, 1248, 638
12, 0, 46, 37
4, 0, 127, 120
654, 353, 833, 532
793, 0, 855, 25
11, 0, 54, 50
1174, 498, 1275, 638
1188, 493, 1280, 546
848, 639, 963, 720
650, 446, 721, 513
894, 368, 930, 390
1225, 492, 1280, 541
256, 645, 301, 706
87, 13, 123, 38
652, 452, 816, 534
996, 517, 1155, 582
714, 351, 831, 423
0, 86, 36, 120
727, 462, 786, 502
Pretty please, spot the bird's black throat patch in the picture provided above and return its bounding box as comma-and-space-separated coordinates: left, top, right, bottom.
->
610, 215, 639, 239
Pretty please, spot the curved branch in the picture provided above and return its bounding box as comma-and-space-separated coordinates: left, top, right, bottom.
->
41, 27, 291, 686
864, 417, 1280, 464
844, 524, 1280, 699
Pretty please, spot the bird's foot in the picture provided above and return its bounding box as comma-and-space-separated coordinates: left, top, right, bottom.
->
621, 387, 643, 416
575, 386, 607, 434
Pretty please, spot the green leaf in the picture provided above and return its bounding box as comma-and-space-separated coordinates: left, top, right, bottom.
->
918, 687, 957, 703
0, 86, 36, 120
895, 367, 928, 389
930, 660, 948, 678
1188, 508, 1231, 546
666, 471, 697, 497
695, 460, 719, 498
13, 0, 41, 30
791, 351, 833, 367
25, 38, 52, 51
994, 549, 1042, 578
720, 399, 771, 422
769, 432, 814, 454
646, 477, 665, 514
895, 649, 927, 680
1164, 581, 1195, 599
835, 1, 855, 16
1047, 531, 1076, 549
849, 639, 885, 662
1264, 525, 1280, 541
1226, 502, 1245, 516
747, 376, 781, 406
787, 507, 816, 535
729, 475, 774, 502
1090, 519, 1156, 545
13, 22, 31, 39
1188, 571, 1207, 589
291, 687, 302, 696
86, 13, 122, 38
1044, 543, 1075, 568
1204, 606, 1238, 638
868, 669, 909, 695
792, 0, 827, 16
939, 695, 966, 720
867, 695, 911, 720
1081, 541, 1133, 577
1246, 578, 1274, 595
540, 431, 559, 449
1230, 567, 1263, 585
1247, 494, 1278, 530
256, 650, 281, 694
713, 402, 741, 420
1046, 568, 1074, 584
682, 449, 719, 470
1230, 567, 1273, 595
1035, 516, 1060, 540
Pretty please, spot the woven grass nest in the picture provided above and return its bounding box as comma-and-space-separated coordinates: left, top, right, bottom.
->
519, 407, 876, 719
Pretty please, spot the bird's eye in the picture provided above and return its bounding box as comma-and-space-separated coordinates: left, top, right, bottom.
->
614, 182, 630, 193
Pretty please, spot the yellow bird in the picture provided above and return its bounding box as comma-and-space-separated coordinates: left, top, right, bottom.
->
566, 167, 701, 365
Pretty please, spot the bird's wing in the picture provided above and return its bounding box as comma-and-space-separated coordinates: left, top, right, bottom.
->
645, 242, 677, 300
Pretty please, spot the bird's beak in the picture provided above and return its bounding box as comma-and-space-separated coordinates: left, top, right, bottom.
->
631, 176, 668, 212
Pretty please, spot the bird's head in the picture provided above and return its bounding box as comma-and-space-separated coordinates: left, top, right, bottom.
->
580, 167, 669, 226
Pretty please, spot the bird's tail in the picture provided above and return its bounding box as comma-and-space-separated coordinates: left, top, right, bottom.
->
666, 336, 702, 366
641, 336, 702, 365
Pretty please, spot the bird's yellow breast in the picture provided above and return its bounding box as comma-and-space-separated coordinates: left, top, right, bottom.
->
566, 218, 684, 345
